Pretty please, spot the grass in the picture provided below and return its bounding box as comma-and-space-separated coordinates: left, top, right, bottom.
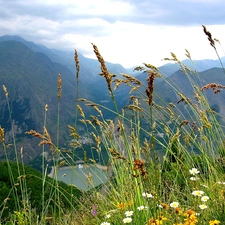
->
0, 25, 225, 224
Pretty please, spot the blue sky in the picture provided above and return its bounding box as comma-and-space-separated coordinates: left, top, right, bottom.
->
0, 0, 225, 68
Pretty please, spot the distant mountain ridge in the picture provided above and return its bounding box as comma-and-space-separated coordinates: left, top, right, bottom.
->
0, 35, 225, 164
0, 36, 132, 163
1, 35, 225, 76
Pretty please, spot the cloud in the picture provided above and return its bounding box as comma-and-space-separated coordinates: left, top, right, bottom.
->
0, 0, 224, 67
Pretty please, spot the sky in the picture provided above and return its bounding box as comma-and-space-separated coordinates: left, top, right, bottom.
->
0, 0, 225, 68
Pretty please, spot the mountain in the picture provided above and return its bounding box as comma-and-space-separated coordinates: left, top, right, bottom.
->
1, 35, 225, 164
158, 57, 225, 76
0, 37, 131, 163
153, 67, 225, 121
0, 40, 77, 161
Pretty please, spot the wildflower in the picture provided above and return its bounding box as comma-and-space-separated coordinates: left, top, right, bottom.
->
189, 168, 200, 175
142, 192, 154, 198
161, 203, 169, 210
209, 220, 220, 225
117, 202, 124, 210
156, 216, 168, 224
175, 207, 182, 214
217, 181, 225, 185
123, 217, 132, 223
184, 214, 198, 224
201, 196, 209, 202
157, 204, 163, 208
185, 209, 196, 216
190, 176, 199, 181
199, 204, 208, 210
137, 205, 148, 211
192, 190, 204, 196
125, 211, 133, 217
100, 222, 110, 225
170, 202, 179, 208
105, 214, 111, 219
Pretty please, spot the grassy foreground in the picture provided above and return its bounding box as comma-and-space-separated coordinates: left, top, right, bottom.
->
0, 25, 225, 224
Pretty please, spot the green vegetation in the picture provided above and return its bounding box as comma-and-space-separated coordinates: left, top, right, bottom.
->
1, 25, 225, 224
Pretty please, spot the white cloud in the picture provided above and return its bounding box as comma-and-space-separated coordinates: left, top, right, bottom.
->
0, 0, 225, 68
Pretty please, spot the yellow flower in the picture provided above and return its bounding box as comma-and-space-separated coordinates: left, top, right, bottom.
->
209, 220, 220, 225
117, 202, 124, 210
184, 214, 198, 224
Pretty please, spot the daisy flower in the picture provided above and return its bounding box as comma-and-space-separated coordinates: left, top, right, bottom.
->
123, 217, 132, 223
192, 190, 204, 196
125, 211, 133, 217
199, 204, 208, 210
170, 202, 179, 208
201, 196, 209, 202
189, 168, 200, 175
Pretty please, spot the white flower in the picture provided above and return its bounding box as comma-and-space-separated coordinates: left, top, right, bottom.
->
146, 193, 154, 198
192, 190, 204, 196
125, 211, 133, 217
137, 206, 148, 211
142, 192, 153, 198
199, 204, 208, 210
189, 168, 200, 175
123, 217, 132, 223
157, 204, 163, 208
170, 202, 179, 208
101, 222, 110, 225
105, 214, 111, 219
201, 196, 209, 202
218, 181, 225, 185
190, 176, 199, 181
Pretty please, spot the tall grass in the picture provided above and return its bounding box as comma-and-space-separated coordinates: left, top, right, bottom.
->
1, 25, 225, 224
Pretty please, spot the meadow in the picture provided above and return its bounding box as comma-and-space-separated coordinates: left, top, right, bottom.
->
0, 25, 225, 224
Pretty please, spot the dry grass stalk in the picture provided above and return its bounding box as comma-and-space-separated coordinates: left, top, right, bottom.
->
57, 74, 62, 100
2, 85, 8, 98
200, 83, 225, 94
0, 126, 5, 143
146, 71, 157, 106
91, 43, 114, 93
74, 49, 80, 80
108, 147, 127, 161
166, 107, 174, 120
124, 104, 143, 112
199, 110, 212, 129
40, 127, 54, 149
68, 125, 80, 139
113, 78, 124, 91
25, 130, 44, 139
93, 105, 103, 117
122, 73, 142, 86
92, 133, 101, 149
132, 159, 147, 181
77, 105, 85, 118
26, 127, 54, 149
177, 93, 191, 104
202, 25, 216, 49
142, 63, 159, 71
185, 49, 193, 63
163, 52, 188, 75
179, 120, 189, 128
90, 115, 103, 126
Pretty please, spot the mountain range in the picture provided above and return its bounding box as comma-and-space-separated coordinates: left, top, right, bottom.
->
0, 35, 225, 165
